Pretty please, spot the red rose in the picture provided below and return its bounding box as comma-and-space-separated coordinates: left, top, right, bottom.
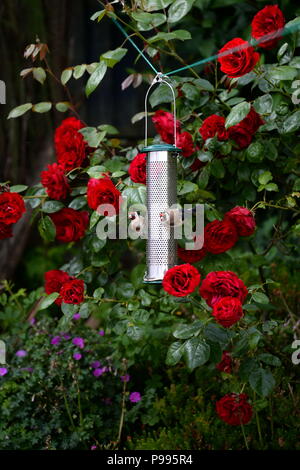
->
41, 163, 70, 201
241, 107, 264, 134
177, 131, 195, 157
216, 351, 232, 374
216, 393, 253, 426
163, 263, 201, 297
0, 192, 26, 225
50, 208, 89, 242
218, 38, 260, 78
225, 206, 256, 237
251, 5, 285, 50
199, 115, 229, 141
87, 177, 121, 215
152, 110, 181, 144
212, 296, 244, 327
204, 219, 238, 255
60, 279, 85, 304
54, 117, 87, 171
228, 124, 253, 149
199, 271, 248, 307
44, 269, 72, 305
178, 235, 207, 263
128, 153, 146, 184
190, 158, 206, 172
0, 222, 13, 239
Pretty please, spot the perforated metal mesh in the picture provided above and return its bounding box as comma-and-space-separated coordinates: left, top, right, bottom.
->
144, 150, 178, 282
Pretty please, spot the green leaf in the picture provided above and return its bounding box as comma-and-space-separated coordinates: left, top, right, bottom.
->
41, 200, 64, 213
90, 10, 106, 22
132, 11, 166, 31
101, 48, 128, 68
89, 211, 101, 229
249, 367, 275, 397
7, 103, 32, 119
122, 185, 146, 205
93, 287, 104, 299
32, 102, 52, 113
78, 302, 89, 319
86, 165, 107, 178
253, 94, 273, 115
33, 67, 46, 84
132, 309, 150, 323
258, 171, 272, 185
9, 185, 28, 193
203, 324, 232, 347
55, 102, 71, 112
131, 111, 147, 124
61, 68, 73, 85
225, 101, 251, 129
68, 196, 87, 210
258, 353, 281, 367
193, 78, 214, 92
264, 183, 278, 192
85, 62, 107, 97
61, 302, 78, 316
168, 0, 195, 23
138, 0, 173, 11
149, 29, 191, 43
282, 111, 300, 134
131, 264, 146, 288
38, 292, 59, 311
239, 358, 260, 382
166, 341, 184, 366
252, 292, 269, 304
149, 82, 176, 107
267, 66, 298, 81
127, 325, 144, 341
181, 83, 200, 101
183, 337, 210, 370
246, 142, 264, 163
73, 64, 86, 79
210, 159, 225, 179
38, 216, 56, 242
198, 166, 210, 188
173, 320, 203, 339
177, 180, 198, 195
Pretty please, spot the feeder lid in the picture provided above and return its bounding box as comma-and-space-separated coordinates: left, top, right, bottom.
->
141, 143, 182, 153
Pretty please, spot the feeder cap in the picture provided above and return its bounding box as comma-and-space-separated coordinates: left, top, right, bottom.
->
141, 143, 182, 153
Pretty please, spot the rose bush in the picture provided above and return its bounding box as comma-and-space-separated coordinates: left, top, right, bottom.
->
1, 1, 300, 450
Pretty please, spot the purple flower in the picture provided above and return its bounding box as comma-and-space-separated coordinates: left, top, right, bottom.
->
73, 313, 81, 320
120, 374, 130, 383
98, 329, 105, 336
16, 350, 27, 358
129, 392, 141, 403
91, 361, 101, 369
93, 367, 107, 377
72, 337, 85, 349
73, 353, 82, 361
63, 334, 71, 340
29, 318, 36, 325
51, 336, 61, 346
0, 368, 8, 376
91, 445, 97, 450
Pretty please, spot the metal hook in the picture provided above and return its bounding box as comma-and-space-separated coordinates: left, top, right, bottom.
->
144, 73, 177, 148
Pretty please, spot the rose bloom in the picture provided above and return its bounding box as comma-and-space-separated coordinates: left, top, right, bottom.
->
0, 222, 13, 240
216, 351, 232, 374
204, 219, 238, 255
41, 163, 70, 200
225, 206, 256, 237
0, 192, 26, 225
228, 124, 253, 149
216, 393, 253, 426
251, 5, 285, 49
218, 38, 260, 78
212, 296, 244, 327
128, 153, 146, 184
163, 263, 201, 297
152, 110, 181, 144
199, 271, 248, 307
60, 279, 85, 304
54, 117, 87, 171
178, 235, 207, 263
44, 269, 72, 305
190, 158, 206, 172
199, 115, 228, 141
241, 107, 264, 134
177, 131, 195, 157
50, 208, 89, 242
129, 392, 141, 403
87, 177, 121, 215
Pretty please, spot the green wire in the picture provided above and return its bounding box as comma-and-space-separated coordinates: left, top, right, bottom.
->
111, 17, 159, 75
112, 15, 300, 78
